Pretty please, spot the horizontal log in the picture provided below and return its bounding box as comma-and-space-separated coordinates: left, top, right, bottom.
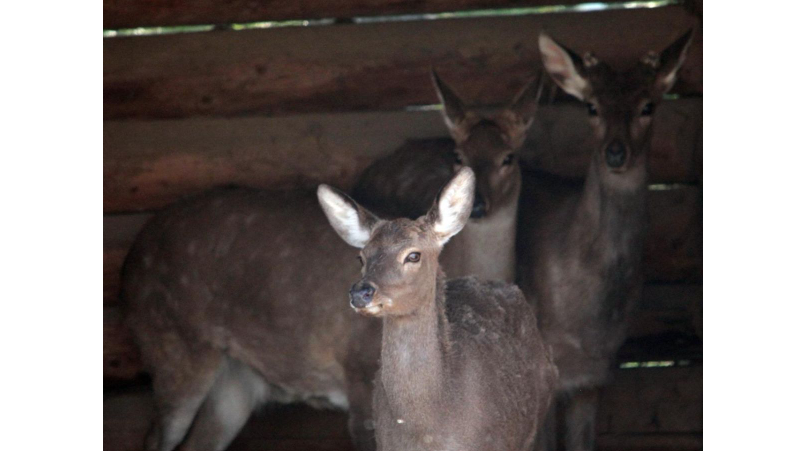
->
104, 6, 701, 119
104, 366, 700, 450
104, 0, 589, 29
104, 99, 701, 213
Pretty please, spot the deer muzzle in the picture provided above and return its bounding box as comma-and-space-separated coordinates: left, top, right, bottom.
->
349, 281, 377, 310
605, 140, 628, 169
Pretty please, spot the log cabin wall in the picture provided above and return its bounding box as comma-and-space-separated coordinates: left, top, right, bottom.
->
103, 1, 703, 449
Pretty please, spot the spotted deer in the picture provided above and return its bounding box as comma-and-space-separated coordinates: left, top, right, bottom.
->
353, 70, 543, 283
122, 186, 387, 451
516, 31, 694, 451
319, 168, 557, 451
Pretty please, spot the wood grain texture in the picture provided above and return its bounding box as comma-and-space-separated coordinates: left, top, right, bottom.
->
104, 0, 587, 29
104, 6, 700, 119
104, 366, 700, 450
104, 99, 702, 213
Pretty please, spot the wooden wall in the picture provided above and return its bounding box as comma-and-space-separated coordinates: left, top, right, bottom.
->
103, 0, 702, 449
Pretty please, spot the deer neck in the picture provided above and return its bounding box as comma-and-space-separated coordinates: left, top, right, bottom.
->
577, 155, 648, 257
441, 193, 519, 283
379, 270, 451, 424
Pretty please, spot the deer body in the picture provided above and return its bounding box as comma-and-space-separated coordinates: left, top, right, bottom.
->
319, 169, 557, 451
123, 188, 381, 451
517, 31, 693, 451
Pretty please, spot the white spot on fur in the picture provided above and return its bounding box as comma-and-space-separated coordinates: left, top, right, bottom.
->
317, 185, 371, 248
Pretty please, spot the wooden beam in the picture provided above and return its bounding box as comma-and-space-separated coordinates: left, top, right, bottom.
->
104, 366, 701, 450
104, 0, 590, 29
104, 6, 700, 119
104, 99, 701, 213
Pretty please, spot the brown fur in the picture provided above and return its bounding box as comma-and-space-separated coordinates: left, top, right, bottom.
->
322, 169, 557, 451
122, 188, 382, 451
518, 31, 693, 451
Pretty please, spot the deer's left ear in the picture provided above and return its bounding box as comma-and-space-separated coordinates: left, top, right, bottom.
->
499, 74, 544, 149
427, 167, 475, 246
538, 32, 590, 101
318, 185, 380, 248
650, 29, 694, 96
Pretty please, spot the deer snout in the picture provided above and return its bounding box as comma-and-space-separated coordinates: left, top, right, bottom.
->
471, 192, 488, 218
350, 282, 377, 309
605, 140, 627, 169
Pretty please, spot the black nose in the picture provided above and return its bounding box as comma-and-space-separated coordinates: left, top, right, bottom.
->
349, 282, 376, 309
605, 141, 627, 168
471, 193, 487, 218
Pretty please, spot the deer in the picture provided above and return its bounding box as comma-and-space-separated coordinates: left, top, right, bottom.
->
119, 74, 538, 451
515, 30, 694, 451
353, 70, 543, 283
319, 167, 557, 451
121, 187, 383, 451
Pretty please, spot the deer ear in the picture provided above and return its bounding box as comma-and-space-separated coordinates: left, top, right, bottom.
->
431, 69, 470, 143
318, 185, 379, 248
651, 29, 693, 95
500, 74, 544, 148
538, 32, 589, 101
427, 167, 475, 246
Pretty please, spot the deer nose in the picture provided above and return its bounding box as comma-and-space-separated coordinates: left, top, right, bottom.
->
349, 282, 376, 309
471, 193, 487, 218
605, 140, 627, 168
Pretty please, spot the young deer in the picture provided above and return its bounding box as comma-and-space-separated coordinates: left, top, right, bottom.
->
319, 168, 557, 451
516, 31, 693, 451
353, 70, 542, 282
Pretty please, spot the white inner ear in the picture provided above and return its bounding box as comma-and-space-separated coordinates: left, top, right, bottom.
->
539, 35, 588, 101
317, 185, 371, 248
433, 171, 474, 245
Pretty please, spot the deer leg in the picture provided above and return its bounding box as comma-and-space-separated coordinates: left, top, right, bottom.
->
143, 340, 223, 451
532, 397, 558, 451
345, 375, 377, 451
179, 357, 269, 451
563, 388, 599, 451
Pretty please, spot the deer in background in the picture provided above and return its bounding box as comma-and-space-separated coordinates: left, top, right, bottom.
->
122, 187, 383, 451
353, 70, 543, 283
516, 30, 693, 451
319, 168, 557, 451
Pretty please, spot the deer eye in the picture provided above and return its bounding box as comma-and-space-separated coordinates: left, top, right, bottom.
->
404, 252, 421, 263
586, 102, 598, 116
357, 255, 364, 266
453, 151, 464, 165
641, 102, 655, 116
501, 154, 516, 166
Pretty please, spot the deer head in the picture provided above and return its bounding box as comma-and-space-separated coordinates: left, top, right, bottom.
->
318, 168, 475, 317
538, 30, 693, 174
432, 70, 541, 218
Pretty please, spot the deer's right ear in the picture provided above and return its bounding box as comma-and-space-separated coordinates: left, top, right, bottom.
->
432, 69, 470, 143
317, 185, 379, 248
538, 32, 589, 101
427, 168, 475, 246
